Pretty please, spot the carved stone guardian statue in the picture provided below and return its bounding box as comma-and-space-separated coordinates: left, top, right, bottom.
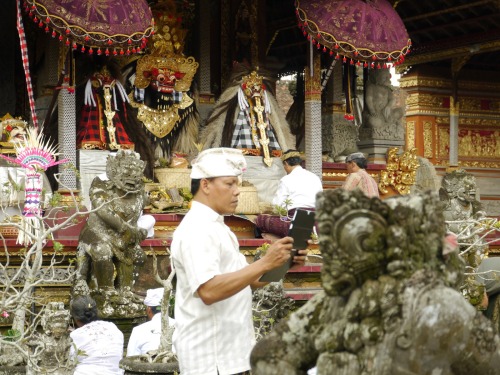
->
75, 150, 149, 317
360, 69, 405, 141
251, 189, 500, 374
28, 302, 74, 375
439, 169, 488, 309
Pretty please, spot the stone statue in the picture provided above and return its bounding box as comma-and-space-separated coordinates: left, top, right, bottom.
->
439, 168, 484, 231
360, 69, 404, 141
28, 302, 74, 375
75, 150, 148, 317
251, 189, 500, 374
439, 169, 487, 309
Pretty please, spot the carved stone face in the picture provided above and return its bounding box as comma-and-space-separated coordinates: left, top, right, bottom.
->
441, 169, 477, 205
324, 211, 387, 296
47, 316, 70, 339
107, 151, 145, 192
317, 189, 448, 297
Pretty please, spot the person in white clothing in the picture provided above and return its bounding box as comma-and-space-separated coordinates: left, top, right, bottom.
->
171, 147, 307, 375
69, 295, 124, 375
255, 149, 323, 237
127, 288, 175, 356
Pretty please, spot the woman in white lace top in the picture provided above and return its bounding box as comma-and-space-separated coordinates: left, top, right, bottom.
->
70, 295, 124, 375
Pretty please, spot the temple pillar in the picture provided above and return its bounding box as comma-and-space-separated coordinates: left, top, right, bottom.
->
57, 50, 77, 190
304, 48, 322, 179
449, 56, 468, 168
197, 0, 214, 122
449, 97, 459, 167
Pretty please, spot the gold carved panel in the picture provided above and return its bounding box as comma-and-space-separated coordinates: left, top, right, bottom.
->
437, 125, 500, 167
423, 122, 433, 158
436, 117, 500, 127
400, 77, 500, 92
406, 121, 415, 149
405, 93, 500, 114
305, 53, 321, 101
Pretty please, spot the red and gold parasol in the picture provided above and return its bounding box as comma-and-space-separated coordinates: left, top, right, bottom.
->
296, 0, 411, 68
24, 0, 154, 56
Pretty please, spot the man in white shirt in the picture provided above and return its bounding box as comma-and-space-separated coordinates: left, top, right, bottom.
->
255, 149, 323, 237
171, 147, 307, 375
127, 288, 174, 356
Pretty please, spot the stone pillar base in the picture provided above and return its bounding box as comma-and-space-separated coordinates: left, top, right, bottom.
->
120, 357, 179, 375
356, 139, 405, 164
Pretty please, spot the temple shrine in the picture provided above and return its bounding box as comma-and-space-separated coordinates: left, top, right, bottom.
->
0, 1, 500, 367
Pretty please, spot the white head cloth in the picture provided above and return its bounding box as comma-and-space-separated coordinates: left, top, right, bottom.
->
144, 288, 164, 307
190, 148, 247, 179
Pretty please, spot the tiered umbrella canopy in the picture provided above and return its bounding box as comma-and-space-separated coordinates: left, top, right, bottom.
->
24, 0, 155, 56
295, 0, 411, 68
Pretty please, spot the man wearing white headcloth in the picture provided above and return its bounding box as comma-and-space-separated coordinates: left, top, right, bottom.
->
127, 288, 175, 356
171, 147, 306, 375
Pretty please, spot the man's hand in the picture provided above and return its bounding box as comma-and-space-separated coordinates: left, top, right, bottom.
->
260, 236, 294, 272
290, 248, 308, 269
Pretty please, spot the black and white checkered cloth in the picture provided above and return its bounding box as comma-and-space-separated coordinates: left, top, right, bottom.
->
231, 110, 281, 150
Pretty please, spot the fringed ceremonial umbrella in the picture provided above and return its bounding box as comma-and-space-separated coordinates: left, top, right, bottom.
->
23, 0, 155, 56
0, 127, 67, 245
296, 0, 410, 66
295, 0, 410, 119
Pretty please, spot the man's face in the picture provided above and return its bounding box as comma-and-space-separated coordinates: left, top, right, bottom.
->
205, 176, 240, 215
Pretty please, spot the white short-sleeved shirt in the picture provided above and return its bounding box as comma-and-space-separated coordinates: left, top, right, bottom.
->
70, 320, 124, 375
171, 201, 255, 375
127, 313, 176, 356
273, 166, 323, 209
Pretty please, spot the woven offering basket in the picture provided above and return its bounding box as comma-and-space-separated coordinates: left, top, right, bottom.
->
235, 185, 260, 214
154, 168, 191, 189
0, 225, 19, 238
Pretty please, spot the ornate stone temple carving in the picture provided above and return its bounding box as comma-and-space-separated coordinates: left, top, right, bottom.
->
28, 302, 74, 375
251, 189, 500, 375
439, 168, 487, 308
74, 150, 149, 318
360, 69, 405, 142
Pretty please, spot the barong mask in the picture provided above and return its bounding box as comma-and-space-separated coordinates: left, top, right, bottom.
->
129, 0, 199, 144
0, 113, 28, 144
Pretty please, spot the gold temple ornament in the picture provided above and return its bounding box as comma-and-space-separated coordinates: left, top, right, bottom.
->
378, 147, 419, 195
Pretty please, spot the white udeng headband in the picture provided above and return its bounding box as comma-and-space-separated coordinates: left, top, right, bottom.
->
190, 148, 247, 179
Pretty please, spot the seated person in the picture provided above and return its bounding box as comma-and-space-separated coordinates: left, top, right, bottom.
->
127, 288, 175, 356
255, 150, 323, 238
342, 152, 380, 198
70, 295, 124, 375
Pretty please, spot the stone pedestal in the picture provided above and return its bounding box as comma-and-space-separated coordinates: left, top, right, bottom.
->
357, 139, 405, 164
0, 366, 25, 375
120, 357, 179, 375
